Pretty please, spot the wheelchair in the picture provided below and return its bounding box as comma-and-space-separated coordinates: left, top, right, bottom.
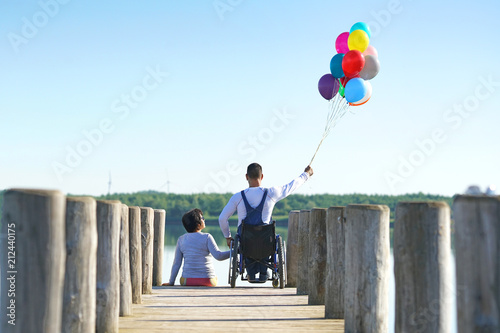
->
228, 221, 286, 288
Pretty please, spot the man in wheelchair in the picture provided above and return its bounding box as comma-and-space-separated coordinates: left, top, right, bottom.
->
219, 163, 313, 283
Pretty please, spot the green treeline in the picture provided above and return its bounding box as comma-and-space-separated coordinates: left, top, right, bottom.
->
0, 190, 454, 248
0, 189, 453, 224
93, 190, 453, 223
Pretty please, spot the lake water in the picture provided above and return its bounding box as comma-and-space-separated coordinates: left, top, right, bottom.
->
161, 244, 458, 332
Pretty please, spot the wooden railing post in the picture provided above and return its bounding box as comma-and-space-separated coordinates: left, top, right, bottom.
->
128, 206, 142, 304
325, 206, 345, 319
286, 210, 300, 288
345, 204, 390, 333
1, 189, 66, 333
454, 195, 500, 333
96, 200, 121, 333
140, 207, 154, 294
296, 209, 311, 295
308, 208, 327, 305
394, 201, 452, 332
119, 204, 132, 316
62, 197, 97, 333
153, 209, 166, 287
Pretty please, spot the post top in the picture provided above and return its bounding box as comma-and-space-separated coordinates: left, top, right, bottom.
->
396, 201, 450, 208
454, 194, 500, 203
67, 196, 96, 203
346, 204, 390, 212
310, 207, 327, 212
97, 199, 122, 205
6, 188, 64, 197
327, 206, 345, 210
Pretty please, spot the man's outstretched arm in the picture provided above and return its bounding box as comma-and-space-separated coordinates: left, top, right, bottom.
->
270, 165, 314, 202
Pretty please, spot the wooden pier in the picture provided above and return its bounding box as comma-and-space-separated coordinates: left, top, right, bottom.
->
118, 286, 344, 332
2, 189, 498, 332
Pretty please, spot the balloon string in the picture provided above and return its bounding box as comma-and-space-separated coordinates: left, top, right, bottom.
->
310, 95, 349, 165
309, 135, 327, 165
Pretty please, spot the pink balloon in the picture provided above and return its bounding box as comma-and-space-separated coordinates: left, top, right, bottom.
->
363, 45, 378, 58
335, 32, 349, 54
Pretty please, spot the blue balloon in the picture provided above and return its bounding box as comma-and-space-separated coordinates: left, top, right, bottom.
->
345, 78, 367, 103
330, 53, 345, 79
350, 22, 371, 39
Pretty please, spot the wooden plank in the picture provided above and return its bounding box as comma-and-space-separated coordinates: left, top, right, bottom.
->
119, 286, 344, 332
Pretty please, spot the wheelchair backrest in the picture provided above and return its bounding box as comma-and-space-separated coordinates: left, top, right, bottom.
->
240, 221, 276, 260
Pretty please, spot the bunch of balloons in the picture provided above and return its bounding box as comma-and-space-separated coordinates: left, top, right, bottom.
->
310, 22, 380, 165
318, 21, 380, 106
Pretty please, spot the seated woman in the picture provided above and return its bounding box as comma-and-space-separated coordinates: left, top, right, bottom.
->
163, 208, 230, 287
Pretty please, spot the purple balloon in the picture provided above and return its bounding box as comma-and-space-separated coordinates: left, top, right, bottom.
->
335, 32, 349, 54
318, 74, 340, 100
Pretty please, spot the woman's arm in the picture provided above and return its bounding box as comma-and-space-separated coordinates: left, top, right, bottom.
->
207, 234, 230, 261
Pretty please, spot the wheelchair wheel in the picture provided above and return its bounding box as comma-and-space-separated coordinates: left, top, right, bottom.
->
230, 237, 239, 288
228, 240, 233, 285
283, 240, 287, 286
277, 236, 285, 289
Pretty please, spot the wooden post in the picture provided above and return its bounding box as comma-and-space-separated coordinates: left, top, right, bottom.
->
308, 208, 327, 305
345, 204, 390, 333
62, 197, 97, 333
141, 207, 154, 294
153, 209, 166, 287
454, 195, 500, 333
286, 210, 300, 287
325, 206, 345, 319
119, 204, 132, 316
296, 209, 310, 295
128, 206, 142, 304
394, 202, 452, 333
0, 189, 66, 333
96, 200, 121, 333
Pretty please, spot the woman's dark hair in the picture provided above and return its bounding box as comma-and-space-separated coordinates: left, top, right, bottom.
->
182, 208, 204, 233
247, 162, 262, 179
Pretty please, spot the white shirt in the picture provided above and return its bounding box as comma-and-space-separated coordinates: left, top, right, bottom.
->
218, 172, 310, 238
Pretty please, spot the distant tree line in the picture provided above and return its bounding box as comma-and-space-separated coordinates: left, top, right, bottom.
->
0, 190, 454, 225
94, 191, 453, 224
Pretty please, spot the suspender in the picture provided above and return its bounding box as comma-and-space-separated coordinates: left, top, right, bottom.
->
240, 189, 268, 217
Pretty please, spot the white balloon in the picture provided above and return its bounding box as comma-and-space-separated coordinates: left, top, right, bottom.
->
359, 55, 380, 80
350, 81, 372, 106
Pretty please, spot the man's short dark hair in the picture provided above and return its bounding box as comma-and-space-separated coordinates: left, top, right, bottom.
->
182, 208, 204, 233
247, 163, 262, 179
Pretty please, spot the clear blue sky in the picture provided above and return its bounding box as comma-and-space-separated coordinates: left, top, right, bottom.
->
1, 0, 499, 196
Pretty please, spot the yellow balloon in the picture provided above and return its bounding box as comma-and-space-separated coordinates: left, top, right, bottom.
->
348, 29, 369, 53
